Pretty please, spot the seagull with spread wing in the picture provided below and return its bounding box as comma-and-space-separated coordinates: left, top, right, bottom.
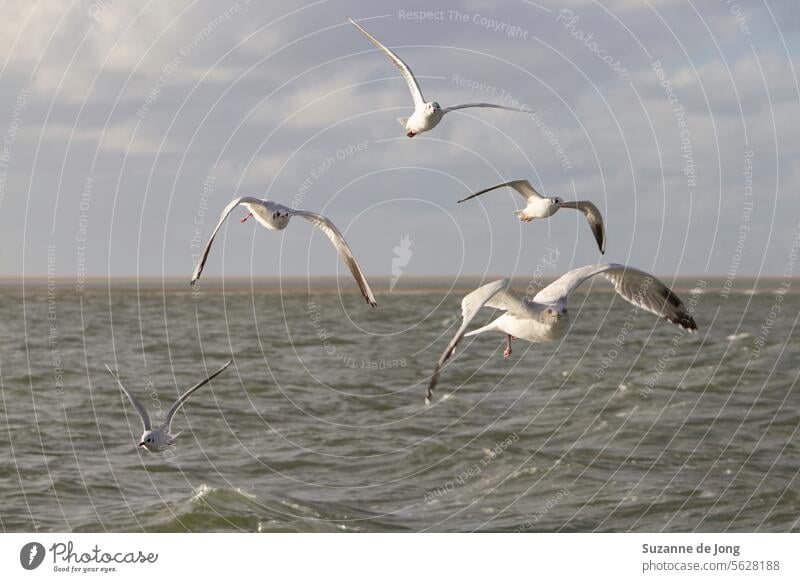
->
426, 264, 697, 404
190, 197, 377, 307
106, 360, 233, 452
348, 18, 531, 137
458, 179, 606, 254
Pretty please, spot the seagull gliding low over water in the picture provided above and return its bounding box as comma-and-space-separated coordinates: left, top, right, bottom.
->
426, 264, 697, 404
106, 360, 233, 452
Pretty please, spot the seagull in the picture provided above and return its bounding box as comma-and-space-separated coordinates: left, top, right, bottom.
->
191, 197, 377, 307
458, 179, 606, 253
105, 360, 233, 452
348, 17, 531, 137
426, 264, 697, 404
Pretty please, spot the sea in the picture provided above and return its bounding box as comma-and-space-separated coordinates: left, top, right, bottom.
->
1, 277, 798, 532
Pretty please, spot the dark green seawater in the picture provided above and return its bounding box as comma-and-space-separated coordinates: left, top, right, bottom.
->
1, 278, 798, 532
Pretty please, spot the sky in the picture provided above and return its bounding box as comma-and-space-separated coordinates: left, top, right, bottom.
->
0, 0, 798, 283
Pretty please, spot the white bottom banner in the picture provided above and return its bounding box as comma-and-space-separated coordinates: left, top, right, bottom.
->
1, 533, 797, 580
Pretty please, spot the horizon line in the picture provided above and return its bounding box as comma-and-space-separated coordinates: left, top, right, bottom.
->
1, 274, 796, 284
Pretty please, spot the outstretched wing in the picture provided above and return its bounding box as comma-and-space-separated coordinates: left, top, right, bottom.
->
426, 279, 511, 405
458, 179, 545, 204
348, 17, 425, 108
290, 209, 378, 307
164, 360, 233, 431
484, 284, 530, 314
442, 103, 531, 114
534, 264, 697, 331
560, 200, 606, 254
105, 364, 151, 431
190, 196, 263, 285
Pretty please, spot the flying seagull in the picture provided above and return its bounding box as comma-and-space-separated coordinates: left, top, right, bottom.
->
458, 179, 606, 253
106, 360, 233, 452
426, 264, 697, 404
191, 197, 377, 307
348, 17, 531, 137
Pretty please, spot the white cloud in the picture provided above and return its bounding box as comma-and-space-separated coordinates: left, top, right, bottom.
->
35, 122, 178, 155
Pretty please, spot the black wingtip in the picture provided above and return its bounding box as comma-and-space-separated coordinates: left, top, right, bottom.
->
668, 314, 698, 332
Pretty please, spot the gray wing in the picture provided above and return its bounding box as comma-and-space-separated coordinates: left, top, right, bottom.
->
190, 196, 264, 285
426, 279, 511, 405
164, 360, 233, 431
105, 364, 151, 431
348, 17, 425, 108
290, 209, 377, 307
560, 200, 606, 254
533, 264, 697, 331
458, 179, 545, 204
442, 103, 532, 114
